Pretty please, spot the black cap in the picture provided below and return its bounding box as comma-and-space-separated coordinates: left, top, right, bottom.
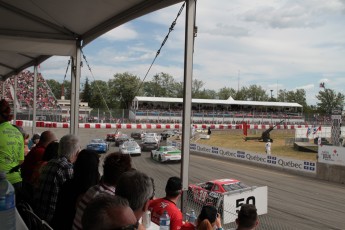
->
165, 177, 182, 193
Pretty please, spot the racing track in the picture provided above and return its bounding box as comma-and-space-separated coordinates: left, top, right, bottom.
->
31, 127, 345, 230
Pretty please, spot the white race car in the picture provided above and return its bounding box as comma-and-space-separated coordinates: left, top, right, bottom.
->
119, 140, 141, 156
151, 146, 181, 162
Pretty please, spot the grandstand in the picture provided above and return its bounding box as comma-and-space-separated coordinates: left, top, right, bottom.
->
0, 70, 62, 121
130, 96, 305, 124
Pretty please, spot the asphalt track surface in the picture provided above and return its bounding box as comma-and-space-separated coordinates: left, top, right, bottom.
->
29, 127, 345, 230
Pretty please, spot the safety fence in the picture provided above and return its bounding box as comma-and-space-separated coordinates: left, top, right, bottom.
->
12, 120, 316, 130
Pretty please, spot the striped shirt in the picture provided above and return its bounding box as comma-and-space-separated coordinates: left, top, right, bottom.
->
72, 182, 116, 230
34, 156, 73, 223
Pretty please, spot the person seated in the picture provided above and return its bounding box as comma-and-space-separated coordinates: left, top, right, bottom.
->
34, 134, 80, 223
230, 204, 259, 230
149, 177, 183, 230
82, 194, 138, 230
73, 152, 132, 230
21, 130, 57, 186
51, 149, 100, 230
115, 170, 154, 222
196, 205, 222, 230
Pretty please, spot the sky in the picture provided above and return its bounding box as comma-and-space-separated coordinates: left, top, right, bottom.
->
35, 0, 345, 105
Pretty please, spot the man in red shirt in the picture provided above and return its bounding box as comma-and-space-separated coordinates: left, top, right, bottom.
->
149, 177, 183, 230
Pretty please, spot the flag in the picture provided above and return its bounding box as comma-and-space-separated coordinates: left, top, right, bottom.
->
306, 127, 311, 137
312, 125, 321, 135
243, 122, 248, 136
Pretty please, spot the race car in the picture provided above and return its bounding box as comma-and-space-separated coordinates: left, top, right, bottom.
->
188, 179, 249, 204
115, 134, 133, 147
187, 179, 267, 224
151, 146, 181, 162
106, 130, 121, 141
143, 132, 161, 142
119, 140, 141, 156
86, 139, 109, 153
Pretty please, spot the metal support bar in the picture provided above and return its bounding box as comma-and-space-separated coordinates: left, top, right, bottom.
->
13, 75, 17, 123
32, 66, 38, 135
181, 0, 196, 214
70, 41, 82, 135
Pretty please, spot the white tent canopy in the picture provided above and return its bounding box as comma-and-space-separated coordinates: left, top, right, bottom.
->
0, 0, 183, 134
0, 0, 183, 80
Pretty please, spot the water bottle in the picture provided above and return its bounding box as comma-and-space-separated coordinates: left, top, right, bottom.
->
142, 210, 151, 228
0, 172, 16, 230
189, 209, 197, 226
159, 210, 170, 230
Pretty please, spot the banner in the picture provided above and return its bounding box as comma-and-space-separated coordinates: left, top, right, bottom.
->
318, 145, 345, 166
167, 140, 317, 174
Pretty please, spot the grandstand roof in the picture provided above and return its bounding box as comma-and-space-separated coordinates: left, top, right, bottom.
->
134, 96, 303, 107
0, 0, 183, 80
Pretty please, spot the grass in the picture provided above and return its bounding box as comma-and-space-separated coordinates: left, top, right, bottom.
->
195, 130, 317, 161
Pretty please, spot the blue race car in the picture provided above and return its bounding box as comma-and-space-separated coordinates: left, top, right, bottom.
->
86, 139, 109, 153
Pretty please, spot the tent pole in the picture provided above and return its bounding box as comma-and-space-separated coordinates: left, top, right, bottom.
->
70, 40, 82, 135
181, 0, 196, 214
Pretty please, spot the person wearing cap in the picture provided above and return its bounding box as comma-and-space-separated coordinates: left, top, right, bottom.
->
0, 99, 24, 191
149, 176, 183, 230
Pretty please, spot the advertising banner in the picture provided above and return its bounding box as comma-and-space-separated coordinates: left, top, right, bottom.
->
189, 143, 316, 173
318, 145, 345, 166
223, 186, 268, 224
167, 140, 317, 174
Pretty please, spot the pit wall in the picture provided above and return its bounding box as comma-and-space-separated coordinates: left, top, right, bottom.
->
167, 140, 317, 177
12, 120, 314, 130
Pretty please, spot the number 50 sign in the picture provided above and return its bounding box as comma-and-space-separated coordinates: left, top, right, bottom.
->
222, 186, 268, 224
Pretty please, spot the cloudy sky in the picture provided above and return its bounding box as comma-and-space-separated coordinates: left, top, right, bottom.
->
37, 0, 345, 105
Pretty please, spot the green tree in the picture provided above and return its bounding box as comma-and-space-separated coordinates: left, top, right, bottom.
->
316, 88, 344, 114
82, 77, 92, 103
46, 79, 61, 99
63, 80, 71, 100
246, 85, 269, 101
278, 89, 307, 107
108, 72, 142, 109
89, 80, 109, 109
143, 72, 178, 97
192, 79, 205, 98
217, 87, 237, 100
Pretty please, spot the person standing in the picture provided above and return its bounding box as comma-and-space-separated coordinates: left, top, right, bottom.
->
265, 140, 271, 155
0, 99, 24, 193
149, 177, 183, 230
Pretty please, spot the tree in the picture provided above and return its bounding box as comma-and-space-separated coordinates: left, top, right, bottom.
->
316, 88, 344, 114
246, 85, 269, 101
108, 72, 142, 109
89, 80, 109, 109
278, 89, 308, 108
217, 87, 237, 100
143, 72, 178, 97
46, 79, 61, 99
62, 80, 71, 100
82, 77, 92, 103
192, 79, 204, 98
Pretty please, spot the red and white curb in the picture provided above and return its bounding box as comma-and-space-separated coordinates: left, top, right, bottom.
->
12, 120, 312, 130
